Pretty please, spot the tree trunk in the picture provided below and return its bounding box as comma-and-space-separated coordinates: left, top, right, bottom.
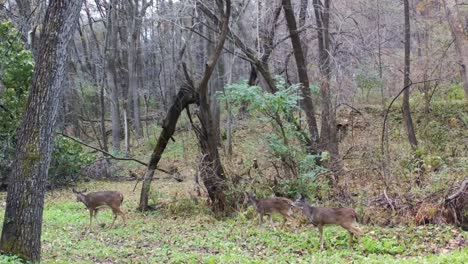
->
0, 0, 83, 261
194, 0, 231, 213
312, 0, 338, 158
105, 0, 122, 152
402, 0, 418, 150
282, 0, 320, 152
138, 85, 198, 211
443, 0, 468, 102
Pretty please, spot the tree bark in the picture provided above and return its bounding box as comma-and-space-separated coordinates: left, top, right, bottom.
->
312, 0, 338, 157
0, 0, 83, 261
282, 0, 320, 152
443, 0, 468, 102
105, 0, 122, 152
194, 0, 231, 213
402, 0, 418, 150
138, 85, 197, 211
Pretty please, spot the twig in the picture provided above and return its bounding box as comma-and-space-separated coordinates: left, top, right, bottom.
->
384, 189, 395, 212
381, 78, 440, 159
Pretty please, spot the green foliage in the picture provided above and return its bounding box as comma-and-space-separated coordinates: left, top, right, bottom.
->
49, 136, 96, 186
276, 153, 329, 197
446, 83, 465, 101
0, 254, 25, 264
221, 77, 325, 190
0, 22, 33, 178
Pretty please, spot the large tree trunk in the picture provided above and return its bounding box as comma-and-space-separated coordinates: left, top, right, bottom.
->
194, 0, 231, 213
0, 0, 83, 261
282, 0, 320, 152
402, 0, 418, 150
443, 0, 468, 102
105, 0, 122, 152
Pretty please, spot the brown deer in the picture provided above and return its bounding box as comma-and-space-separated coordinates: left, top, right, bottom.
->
72, 188, 127, 229
247, 192, 295, 229
292, 194, 362, 250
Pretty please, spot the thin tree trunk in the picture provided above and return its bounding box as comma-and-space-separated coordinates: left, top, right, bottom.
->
402, 0, 418, 150
282, 0, 320, 152
0, 1, 83, 261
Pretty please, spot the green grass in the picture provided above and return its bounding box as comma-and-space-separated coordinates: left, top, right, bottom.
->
0, 181, 466, 263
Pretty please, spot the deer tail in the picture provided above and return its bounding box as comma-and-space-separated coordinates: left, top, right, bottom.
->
120, 193, 124, 205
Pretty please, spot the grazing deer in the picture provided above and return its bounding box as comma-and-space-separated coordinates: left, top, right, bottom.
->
247, 192, 295, 229
292, 194, 362, 250
72, 189, 127, 229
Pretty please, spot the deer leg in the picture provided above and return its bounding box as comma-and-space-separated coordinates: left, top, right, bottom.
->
348, 231, 354, 248
280, 215, 287, 229
120, 210, 127, 226
110, 213, 118, 229
350, 225, 362, 246
259, 214, 263, 226
89, 209, 94, 230
318, 224, 324, 250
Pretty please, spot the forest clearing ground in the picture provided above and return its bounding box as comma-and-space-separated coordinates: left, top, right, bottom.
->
0, 181, 466, 263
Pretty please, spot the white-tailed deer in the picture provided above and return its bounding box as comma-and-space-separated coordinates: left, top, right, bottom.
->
72, 188, 127, 229
247, 192, 295, 229
292, 194, 362, 250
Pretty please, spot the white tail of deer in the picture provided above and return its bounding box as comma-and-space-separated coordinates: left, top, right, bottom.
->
292, 194, 362, 250
247, 192, 295, 229
72, 188, 127, 229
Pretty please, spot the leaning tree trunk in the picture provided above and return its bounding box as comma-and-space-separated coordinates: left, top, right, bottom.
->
0, 0, 83, 261
402, 0, 418, 150
138, 84, 198, 211
282, 0, 320, 153
442, 0, 468, 103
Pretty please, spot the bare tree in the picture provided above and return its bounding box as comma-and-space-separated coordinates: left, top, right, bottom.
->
282, 0, 320, 152
313, 0, 339, 167
193, 0, 231, 213
0, 0, 83, 261
105, 0, 122, 153
402, 0, 418, 150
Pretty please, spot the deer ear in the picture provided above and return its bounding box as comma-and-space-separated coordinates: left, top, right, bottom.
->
82, 188, 87, 193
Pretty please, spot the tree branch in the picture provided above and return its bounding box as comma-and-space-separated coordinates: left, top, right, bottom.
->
57, 133, 172, 174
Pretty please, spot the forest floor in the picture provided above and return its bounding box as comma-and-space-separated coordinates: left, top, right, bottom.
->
0, 181, 466, 263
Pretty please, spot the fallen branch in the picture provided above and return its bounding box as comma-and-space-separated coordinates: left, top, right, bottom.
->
446, 179, 468, 202
57, 133, 171, 174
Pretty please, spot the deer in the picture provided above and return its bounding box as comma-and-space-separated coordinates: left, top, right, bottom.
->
292, 194, 362, 250
72, 188, 127, 230
246, 192, 295, 229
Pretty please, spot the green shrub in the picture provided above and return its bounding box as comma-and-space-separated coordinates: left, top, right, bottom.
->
446, 83, 465, 101
49, 136, 96, 187
0, 22, 33, 179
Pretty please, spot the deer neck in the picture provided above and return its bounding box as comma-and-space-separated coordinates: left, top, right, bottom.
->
79, 195, 91, 208
250, 198, 259, 210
